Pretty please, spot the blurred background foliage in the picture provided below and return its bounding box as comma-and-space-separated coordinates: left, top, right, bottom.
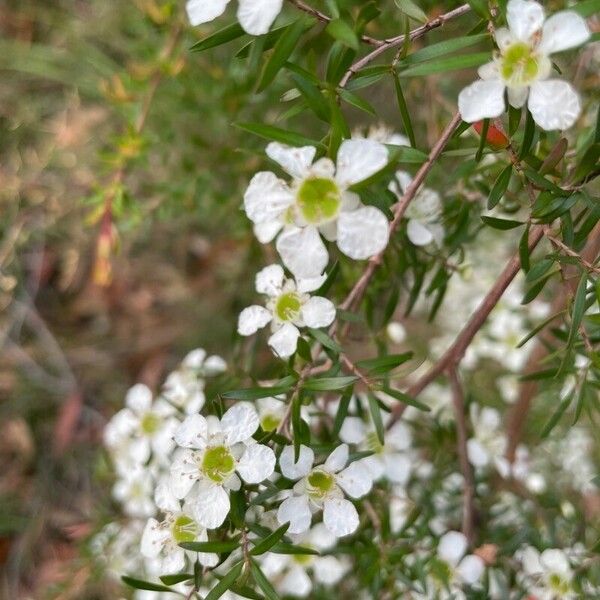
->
0, 0, 598, 598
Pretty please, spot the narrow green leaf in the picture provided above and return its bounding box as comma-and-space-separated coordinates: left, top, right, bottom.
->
508, 105, 521, 136
338, 89, 376, 116
121, 577, 174, 593
290, 73, 330, 121
333, 387, 353, 436
326, 19, 359, 50
251, 559, 280, 600
394, 0, 428, 23
382, 387, 430, 411
398, 53, 490, 77
519, 224, 531, 273
488, 164, 512, 209
517, 310, 564, 348
475, 118, 489, 162
541, 395, 572, 438
392, 71, 416, 148
160, 574, 194, 586
519, 109, 535, 159
397, 34, 490, 68
539, 137, 568, 175
235, 122, 322, 148
269, 542, 320, 555
367, 392, 385, 445
571, 142, 600, 184
466, 0, 491, 19
481, 216, 524, 230
258, 18, 310, 92
250, 523, 290, 556
303, 376, 357, 391
222, 383, 294, 401
356, 352, 413, 374
180, 540, 240, 553
190, 22, 246, 52
572, 0, 600, 18
567, 273, 588, 349
205, 562, 244, 600
307, 328, 341, 353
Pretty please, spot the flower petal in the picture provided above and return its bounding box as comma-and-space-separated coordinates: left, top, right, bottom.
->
507, 85, 529, 108
237, 443, 276, 483
339, 416, 366, 445
296, 273, 327, 294
268, 322, 301, 358
140, 518, 167, 558
170, 450, 199, 499
336, 460, 372, 498
277, 495, 312, 534
125, 383, 153, 413
383, 453, 411, 485
301, 296, 336, 328
324, 444, 349, 473
237, 0, 283, 35
254, 220, 283, 244
458, 79, 506, 123
528, 79, 581, 131
238, 305, 272, 336
266, 142, 316, 178
477, 60, 499, 80
174, 414, 208, 449
467, 438, 490, 468
280, 565, 313, 597
221, 402, 259, 445
279, 444, 314, 479
276, 226, 329, 279
192, 482, 230, 529
255, 264, 285, 296
162, 548, 186, 574
323, 498, 359, 537
155, 478, 182, 512
386, 421, 412, 451
438, 531, 467, 566
186, 0, 230, 26
457, 555, 485, 584
407, 219, 434, 246
337, 206, 389, 260
538, 10, 590, 55
335, 139, 388, 187
506, 0, 544, 42
244, 171, 294, 224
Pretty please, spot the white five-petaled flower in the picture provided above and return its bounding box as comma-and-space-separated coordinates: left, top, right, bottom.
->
170, 403, 276, 529
244, 141, 390, 278
458, 0, 590, 130
277, 444, 372, 537
186, 0, 282, 36
434, 531, 485, 594
517, 546, 576, 599
389, 171, 444, 246
259, 523, 350, 597
141, 509, 218, 574
237, 264, 336, 358
104, 383, 179, 465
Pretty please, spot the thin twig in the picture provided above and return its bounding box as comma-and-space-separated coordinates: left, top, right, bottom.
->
287, 0, 382, 46
338, 112, 463, 316
388, 225, 545, 427
339, 4, 472, 88
447, 368, 476, 544
543, 227, 600, 275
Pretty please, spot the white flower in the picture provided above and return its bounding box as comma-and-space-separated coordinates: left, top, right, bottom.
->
339, 409, 413, 484
112, 465, 157, 518
277, 444, 372, 537
466, 406, 509, 475
434, 531, 485, 593
259, 524, 350, 597
105, 384, 179, 465
162, 348, 226, 415
244, 141, 389, 278
458, 0, 590, 130
386, 321, 407, 344
389, 171, 444, 246
237, 264, 336, 358
170, 403, 276, 528
186, 0, 283, 36
141, 510, 218, 574
517, 546, 576, 599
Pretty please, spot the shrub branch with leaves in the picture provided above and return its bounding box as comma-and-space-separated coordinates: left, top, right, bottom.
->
93, 1, 600, 599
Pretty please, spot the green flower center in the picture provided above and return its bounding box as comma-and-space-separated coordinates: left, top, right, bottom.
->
275, 292, 302, 322
261, 414, 280, 432
293, 550, 314, 566
171, 515, 197, 544
549, 573, 570, 594
500, 42, 539, 86
297, 177, 341, 224
202, 446, 235, 483
307, 469, 334, 499
141, 412, 160, 435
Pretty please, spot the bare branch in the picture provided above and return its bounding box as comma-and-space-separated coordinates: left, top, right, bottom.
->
448, 368, 476, 544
